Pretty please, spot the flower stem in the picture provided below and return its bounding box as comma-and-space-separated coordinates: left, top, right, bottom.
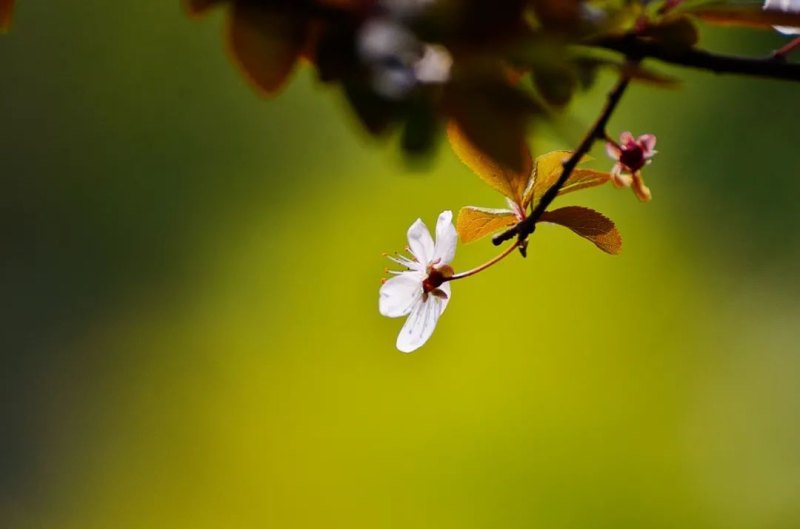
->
604, 133, 619, 148
773, 37, 800, 60
447, 242, 520, 282
492, 67, 635, 247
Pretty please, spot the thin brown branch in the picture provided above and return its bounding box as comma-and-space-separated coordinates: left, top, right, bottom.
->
493, 33, 800, 249
773, 37, 800, 60
595, 35, 800, 82
492, 70, 634, 248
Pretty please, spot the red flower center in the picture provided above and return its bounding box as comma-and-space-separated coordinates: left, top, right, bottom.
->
422, 265, 454, 293
620, 145, 646, 172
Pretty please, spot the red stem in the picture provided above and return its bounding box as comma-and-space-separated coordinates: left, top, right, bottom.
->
774, 37, 800, 60
447, 242, 520, 282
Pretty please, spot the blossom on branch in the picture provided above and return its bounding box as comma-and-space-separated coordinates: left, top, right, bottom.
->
606, 131, 657, 202
379, 211, 457, 353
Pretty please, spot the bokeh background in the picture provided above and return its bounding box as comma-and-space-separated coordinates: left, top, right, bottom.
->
2, 2, 800, 528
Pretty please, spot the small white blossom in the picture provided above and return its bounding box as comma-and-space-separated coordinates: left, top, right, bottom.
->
379, 211, 457, 352
414, 44, 452, 84
765, 0, 800, 35
357, 17, 452, 100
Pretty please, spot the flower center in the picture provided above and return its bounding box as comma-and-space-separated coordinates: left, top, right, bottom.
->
422, 264, 454, 293
620, 145, 646, 172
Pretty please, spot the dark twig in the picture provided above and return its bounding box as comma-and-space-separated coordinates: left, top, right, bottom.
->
492, 71, 634, 248
493, 34, 800, 248
595, 35, 800, 82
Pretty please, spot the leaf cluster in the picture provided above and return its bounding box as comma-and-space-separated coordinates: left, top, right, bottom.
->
449, 124, 621, 255
185, 0, 800, 172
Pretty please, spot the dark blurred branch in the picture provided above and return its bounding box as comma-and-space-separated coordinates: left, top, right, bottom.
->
594, 35, 800, 82
492, 70, 634, 248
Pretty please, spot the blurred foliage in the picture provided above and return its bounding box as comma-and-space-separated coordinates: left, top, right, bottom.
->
184, 0, 800, 171
0, 0, 13, 32
2, 1, 800, 529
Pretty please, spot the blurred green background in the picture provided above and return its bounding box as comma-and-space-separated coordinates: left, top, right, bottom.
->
2, 2, 800, 528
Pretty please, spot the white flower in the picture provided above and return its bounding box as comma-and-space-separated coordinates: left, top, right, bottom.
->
414, 44, 453, 84
357, 17, 452, 100
379, 210, 458, 353
765, 0, 800, 35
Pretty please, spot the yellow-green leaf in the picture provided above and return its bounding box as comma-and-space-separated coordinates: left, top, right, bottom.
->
538, 206, 622, 255
526, 150, 570, 207
0, 0, 14, 32
560, 168, 612, 195
228, 2, 306, 96
444, 63, 542, 177
456, 206, 518, 243
525, 151, 609, 208
686, 4, 800, 29
447, 119, 533, 206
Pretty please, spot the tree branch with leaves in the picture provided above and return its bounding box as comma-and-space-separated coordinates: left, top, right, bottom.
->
174, 0, 800, 351
0, 2, 796, 351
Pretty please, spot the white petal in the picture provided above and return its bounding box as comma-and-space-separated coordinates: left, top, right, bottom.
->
386, 253, 423, 272
605, 141, 621, 160
414, 44, 452, 84
765, 0, 800, 33
407, 219, 435, 264
612, 168, 633, 188
395, 288, 449, 353
638, 134, 657, 155
765, 0, 800, 11
620, 131, 635, 147
379, 272, 423, 318
775, 25, 800, 34
433, 210, 457, 265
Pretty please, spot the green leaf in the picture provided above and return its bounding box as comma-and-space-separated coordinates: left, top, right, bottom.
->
685, 4, 800, 29
456, 206, 518, 243
538, 206, 622, 255
228, 2, 306, 96
447, 120, 533, 206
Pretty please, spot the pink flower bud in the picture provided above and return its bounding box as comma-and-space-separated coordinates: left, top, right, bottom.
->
605, 131, 658, 202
